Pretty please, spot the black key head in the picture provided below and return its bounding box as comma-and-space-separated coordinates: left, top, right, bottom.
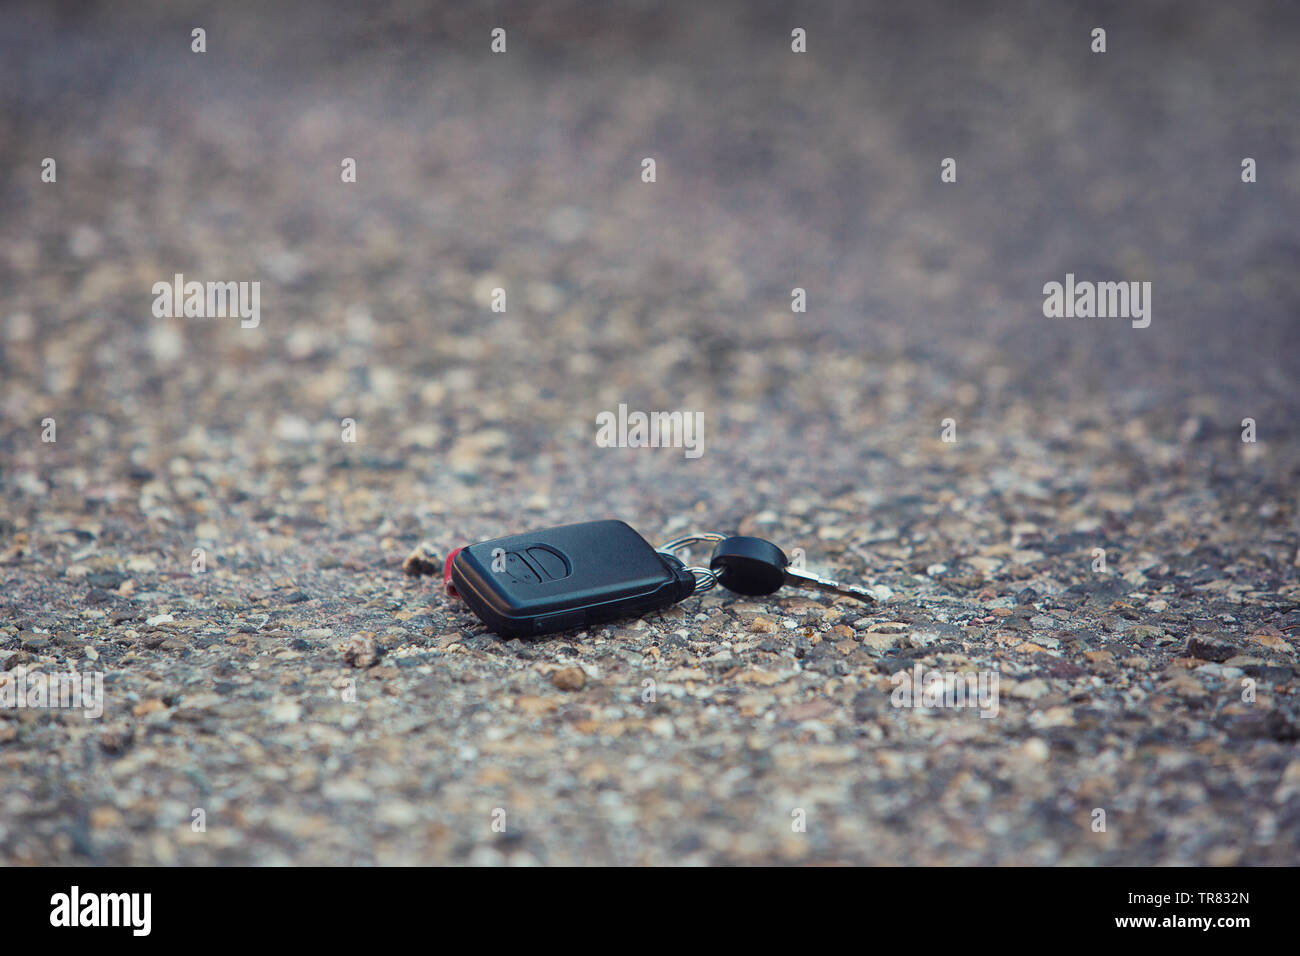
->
709, 535, 788, 596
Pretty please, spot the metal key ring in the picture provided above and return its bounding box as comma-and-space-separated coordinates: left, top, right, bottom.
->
657, 532, 727, 594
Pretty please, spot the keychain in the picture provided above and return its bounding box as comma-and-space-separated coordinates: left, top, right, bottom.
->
445, 519, 875, 638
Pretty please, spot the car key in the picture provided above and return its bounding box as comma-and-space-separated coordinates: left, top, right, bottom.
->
446, 522, 874, 638
708, 535, 877, 603
448, 519, 701, 638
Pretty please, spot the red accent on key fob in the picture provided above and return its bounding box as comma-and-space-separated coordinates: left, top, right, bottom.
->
444, 546, 464, 598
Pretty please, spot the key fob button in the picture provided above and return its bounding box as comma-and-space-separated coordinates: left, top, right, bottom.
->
503, 551, 541, 583
526, 546, 570, 580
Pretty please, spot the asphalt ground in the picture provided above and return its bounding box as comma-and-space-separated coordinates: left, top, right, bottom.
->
1, 0, 1298, 864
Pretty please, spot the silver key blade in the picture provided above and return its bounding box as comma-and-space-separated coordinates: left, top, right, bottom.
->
783, 566, 877, 603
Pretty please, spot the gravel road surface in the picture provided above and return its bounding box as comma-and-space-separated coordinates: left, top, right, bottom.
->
2, 0, 1298, 864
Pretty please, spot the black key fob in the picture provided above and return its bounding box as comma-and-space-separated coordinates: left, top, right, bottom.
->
449, 519, 696, 638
